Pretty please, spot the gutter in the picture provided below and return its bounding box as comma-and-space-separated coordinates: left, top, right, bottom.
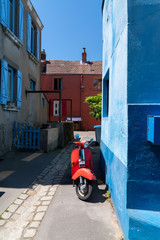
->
41, 73, 102, 76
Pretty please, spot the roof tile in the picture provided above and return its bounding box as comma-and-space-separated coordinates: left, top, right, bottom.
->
46, 60, 102, 74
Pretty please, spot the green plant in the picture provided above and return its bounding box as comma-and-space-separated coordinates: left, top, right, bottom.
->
85, 93, 102, 120
105, 190, 111, 202
107, 190, 111, 195
119, 237, 124, 240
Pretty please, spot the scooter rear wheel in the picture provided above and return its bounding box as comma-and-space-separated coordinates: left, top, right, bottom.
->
76, 180, 93, 201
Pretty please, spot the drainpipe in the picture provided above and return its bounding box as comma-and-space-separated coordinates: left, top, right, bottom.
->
80, 75, 84, 128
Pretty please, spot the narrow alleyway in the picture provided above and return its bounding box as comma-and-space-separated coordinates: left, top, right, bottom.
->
0, 131, 122, 240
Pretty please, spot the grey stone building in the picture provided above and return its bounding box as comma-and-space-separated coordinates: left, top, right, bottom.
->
0, 0, 48, 155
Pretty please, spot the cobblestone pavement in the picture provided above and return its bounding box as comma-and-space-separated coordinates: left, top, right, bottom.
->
0, 144, 73, 240
74, 131, 95, 141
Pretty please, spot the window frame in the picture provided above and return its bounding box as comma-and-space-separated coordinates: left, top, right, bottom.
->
53, 100, 59, 116
0, 59, 22, 109
27, 12, 40, 60
8, 66, 14, 102
53, 77, 63, 91
31, 24, 34, 54
42, 98, 45, 107
103, 70, 109, 117
9, 0, 14, 33
30, 79, 35, 91
93, 78, 102, 91
1, 0, 23, 44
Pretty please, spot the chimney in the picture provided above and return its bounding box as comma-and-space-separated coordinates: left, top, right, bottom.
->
41, 49, 46, 61
82, 48, 87, 63
41, 49, 47, 73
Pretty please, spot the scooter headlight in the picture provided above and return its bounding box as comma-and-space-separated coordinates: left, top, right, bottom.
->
84, 141, 89, 148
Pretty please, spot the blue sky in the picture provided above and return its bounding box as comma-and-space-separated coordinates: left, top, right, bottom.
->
31, 0, 102, 61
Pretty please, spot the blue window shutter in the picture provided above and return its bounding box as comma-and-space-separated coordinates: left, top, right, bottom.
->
12, 0, 15, 33
27, 12, 31, 52
0, 59, 8, 105
18, 0, 23, 42
37, 28, 39, 59
16, 70, 22, 107
1, 0, 9, 27
31, 25, 34, 53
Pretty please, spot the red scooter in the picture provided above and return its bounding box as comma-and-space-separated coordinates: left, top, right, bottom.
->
71, 134, 97, 201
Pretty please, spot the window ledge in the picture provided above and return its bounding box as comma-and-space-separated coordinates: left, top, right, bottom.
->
28, 52, 39, 64
3, 105, 20, 112
3, 26, 23, 48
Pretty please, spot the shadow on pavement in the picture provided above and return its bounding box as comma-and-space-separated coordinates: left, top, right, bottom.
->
0, 149, 61, 189
89, 184, 107, 203
0, 142, 106, 205
0, 192, 5, 198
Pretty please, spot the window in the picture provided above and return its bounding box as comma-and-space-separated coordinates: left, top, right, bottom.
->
93, 78, 102, 91
9, 0, 14, 32
27, 12, 39, 59
1, 0, 23, 42
42, 98, 45, 107
30, 80, 35, 91
53, 101, 59, 116
8, 67, 14, 102
0, 59, 22, 107
103, 70, 109, 117
53, 78, 62, 90
31, 22, 37, 56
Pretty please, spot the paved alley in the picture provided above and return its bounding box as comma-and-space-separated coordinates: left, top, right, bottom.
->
0, 132, 123, 240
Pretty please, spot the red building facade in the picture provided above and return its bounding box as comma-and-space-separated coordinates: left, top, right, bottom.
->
41, 49, 102, 130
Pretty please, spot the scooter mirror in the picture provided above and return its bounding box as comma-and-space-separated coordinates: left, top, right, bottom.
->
90, 137, 94, 142
75, 134, 79, 139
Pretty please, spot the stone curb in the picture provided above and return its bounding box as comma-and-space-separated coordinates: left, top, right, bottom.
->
0, 144, 73, 240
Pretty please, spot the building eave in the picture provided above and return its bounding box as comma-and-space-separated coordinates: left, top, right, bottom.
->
26, 0, 44, 30
41, 73, 102, 76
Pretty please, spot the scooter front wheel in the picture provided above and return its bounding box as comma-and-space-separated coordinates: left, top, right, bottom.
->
76, 180, 93, 201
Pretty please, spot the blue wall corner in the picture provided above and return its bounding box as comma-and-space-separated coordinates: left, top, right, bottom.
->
102, 0, 160, 238
101, 140, 129, 239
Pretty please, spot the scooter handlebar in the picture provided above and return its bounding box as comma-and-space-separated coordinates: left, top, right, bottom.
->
89, 146, 94, 150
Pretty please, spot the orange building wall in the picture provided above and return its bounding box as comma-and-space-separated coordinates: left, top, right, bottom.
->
41, 73, 101, 130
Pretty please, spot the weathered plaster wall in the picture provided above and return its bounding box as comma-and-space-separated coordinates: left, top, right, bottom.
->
101, 0, 128, 238
102, 0, 127, 76
0, 0, 48, 155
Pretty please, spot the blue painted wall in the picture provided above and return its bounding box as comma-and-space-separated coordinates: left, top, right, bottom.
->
128, 105, 160, 211
101, 0, 129, 238
101, 141, 129, 238
128, 1, 160, 103
102, 0, 160, 239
